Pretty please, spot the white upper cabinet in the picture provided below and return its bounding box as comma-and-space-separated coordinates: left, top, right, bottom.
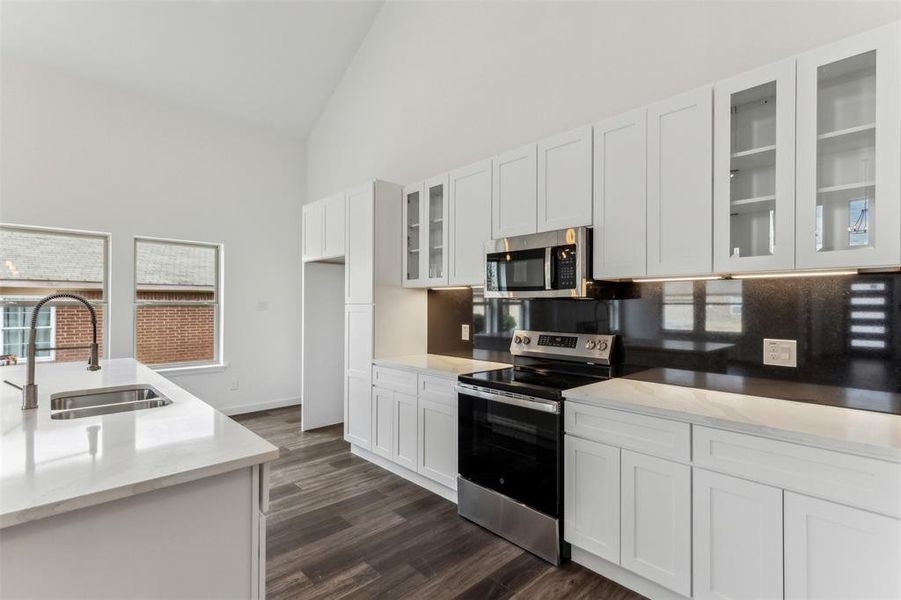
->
493, 143, 538, 238
302, 201, 324, 262
322, 192, 346, 259
422, 174, 450, 286
345, 182, 374, 304
402, 182, 425, 288
538, 126, 593, 232
647, 85, 714, 277
796, 23, 901, 269
714, 59, 796, 273
448, 159, 492, 286
593, 109, 647, 279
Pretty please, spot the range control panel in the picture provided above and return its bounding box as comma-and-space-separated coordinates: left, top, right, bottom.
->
510, 330, 617, 364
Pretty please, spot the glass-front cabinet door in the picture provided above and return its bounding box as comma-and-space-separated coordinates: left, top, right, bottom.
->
714, 59, 796, 273
422, 174, 449, 286
402, 183, 423, 287
796, 24, 900, 270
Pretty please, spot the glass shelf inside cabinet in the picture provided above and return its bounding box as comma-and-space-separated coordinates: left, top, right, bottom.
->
406, 191, 420, 280
815, 50, 876, 253
729, 80, 777, 259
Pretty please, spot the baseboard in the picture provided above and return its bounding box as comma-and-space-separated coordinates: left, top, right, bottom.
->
571, 546, 688, 600
350, 444, 457, 504
220, 396, 301, 416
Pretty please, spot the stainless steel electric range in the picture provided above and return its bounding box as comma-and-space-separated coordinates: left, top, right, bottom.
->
455, 329, 618, 565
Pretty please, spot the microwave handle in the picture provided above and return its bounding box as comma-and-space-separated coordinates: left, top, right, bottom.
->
544, 247, 552, 291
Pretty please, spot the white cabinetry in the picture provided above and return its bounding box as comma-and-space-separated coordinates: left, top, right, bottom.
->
403, 183, 424, 287
345, 183, 375, 304
448, 159, 492, 285
693, 469, 783, 600
303, 194, 346, 262
784, 492, 901, 600
593, 109, 647, 279
647, 85, 714, 277
422, 175, 449, 286
417, 376, 457, 489
538, 126, 593, 232
714, 60, 796, 273
620, 449, 692, 597
371, 386, 393, 459
371, 386, 418, 471
493, 143, 538, 238
302, 201, 324, 261
564, 436, 620, 565
322, 192, 346, 259
344, 304, 373, 449
796, 23, 901, 269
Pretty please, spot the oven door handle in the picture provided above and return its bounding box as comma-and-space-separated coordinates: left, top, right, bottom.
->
455, 384, 560, 414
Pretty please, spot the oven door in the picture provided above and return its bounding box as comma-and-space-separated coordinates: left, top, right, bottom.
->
457, 385, 562, 518
485, 247, 549, 296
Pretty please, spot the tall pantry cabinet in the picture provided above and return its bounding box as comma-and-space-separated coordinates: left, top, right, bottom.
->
344, 180, 426, 450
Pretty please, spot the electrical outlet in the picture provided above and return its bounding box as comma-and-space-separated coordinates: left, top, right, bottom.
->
763, 339, 797, 367
461, 324, 470, 341
229, 380, 240, 391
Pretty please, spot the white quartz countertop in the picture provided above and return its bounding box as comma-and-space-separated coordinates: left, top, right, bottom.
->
373, 354, 510, 379
564, 378, 901, 462
0, 359, 279, 529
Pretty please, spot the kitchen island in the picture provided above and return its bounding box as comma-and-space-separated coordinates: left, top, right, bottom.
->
0, 358, 278, 600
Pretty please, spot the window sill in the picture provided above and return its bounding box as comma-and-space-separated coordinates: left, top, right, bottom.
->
153, 362, 228, 376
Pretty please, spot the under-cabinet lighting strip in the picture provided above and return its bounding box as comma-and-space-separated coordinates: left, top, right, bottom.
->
631, 276, 723, 283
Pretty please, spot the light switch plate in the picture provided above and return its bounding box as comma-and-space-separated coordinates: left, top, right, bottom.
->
763, 338, 797, 367
461, 324, 470, 341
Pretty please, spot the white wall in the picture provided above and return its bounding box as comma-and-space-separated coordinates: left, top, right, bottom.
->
1, 58, 305, 414
306, 0, 900, 200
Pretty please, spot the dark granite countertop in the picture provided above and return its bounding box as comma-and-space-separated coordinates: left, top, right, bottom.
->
624, 368, 901, 416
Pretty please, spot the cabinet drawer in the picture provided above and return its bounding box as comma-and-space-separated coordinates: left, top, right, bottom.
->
419, 375, 456, 406
565, 402, 691, 462
694, 426, 901, 518
372, 366, 418, 395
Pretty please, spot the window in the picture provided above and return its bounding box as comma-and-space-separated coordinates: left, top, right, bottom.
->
134, 238, 220, 367
705, 280, 743, 333
662, 281, 694, 331
0, 225, 108, 363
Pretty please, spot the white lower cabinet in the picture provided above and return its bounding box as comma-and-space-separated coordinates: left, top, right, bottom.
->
417, 397, 457, 490
784, 492, 901, 600
394, 392, 418, 471
564, 436, 620, 564
693, 469, 783, 600
620, 450, 692, 597
371, 387, 394, 459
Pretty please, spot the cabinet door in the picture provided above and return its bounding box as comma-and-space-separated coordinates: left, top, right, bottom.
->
403, 182, 424, 288
564, 436, 620, 564
393, 391, 418, 471
785, 492, 901, 600
422, 174, 449, 286
345, 182, 374, 304
322, 192, 346, 259
796, 24, 901, 269
371, 387, 394, 459
647, 85, 714, 277
693, 469, 783, 600
417, 397, 457, 489
621, 450, 691, 596
593, 109, 647, 279
493, 143, 538, 238
714, 59, 796, 273
302, 201, 324, 261
448, 159, 492, 285
344, 305, 372, 448
538, 126, 593, 232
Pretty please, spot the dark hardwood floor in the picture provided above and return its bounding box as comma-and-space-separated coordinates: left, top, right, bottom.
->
235, 407, 646, 600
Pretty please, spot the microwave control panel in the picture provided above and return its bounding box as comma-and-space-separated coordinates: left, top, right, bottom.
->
553, 245, 577, 288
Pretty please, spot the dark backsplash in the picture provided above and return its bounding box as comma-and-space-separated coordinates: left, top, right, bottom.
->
427, 273, 901, 394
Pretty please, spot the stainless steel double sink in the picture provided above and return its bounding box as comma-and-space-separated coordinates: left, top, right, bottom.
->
50, 384, 172, 419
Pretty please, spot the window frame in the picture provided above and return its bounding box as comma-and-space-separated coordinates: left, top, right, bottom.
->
1, 305, 56, 362
0, 223, 111, 362
133, 236, 224, 370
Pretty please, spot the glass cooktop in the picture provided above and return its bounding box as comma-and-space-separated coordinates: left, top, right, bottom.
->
458, 367, 605, 401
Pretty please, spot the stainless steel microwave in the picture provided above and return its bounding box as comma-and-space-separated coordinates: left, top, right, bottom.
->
484, 227, 590, 298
